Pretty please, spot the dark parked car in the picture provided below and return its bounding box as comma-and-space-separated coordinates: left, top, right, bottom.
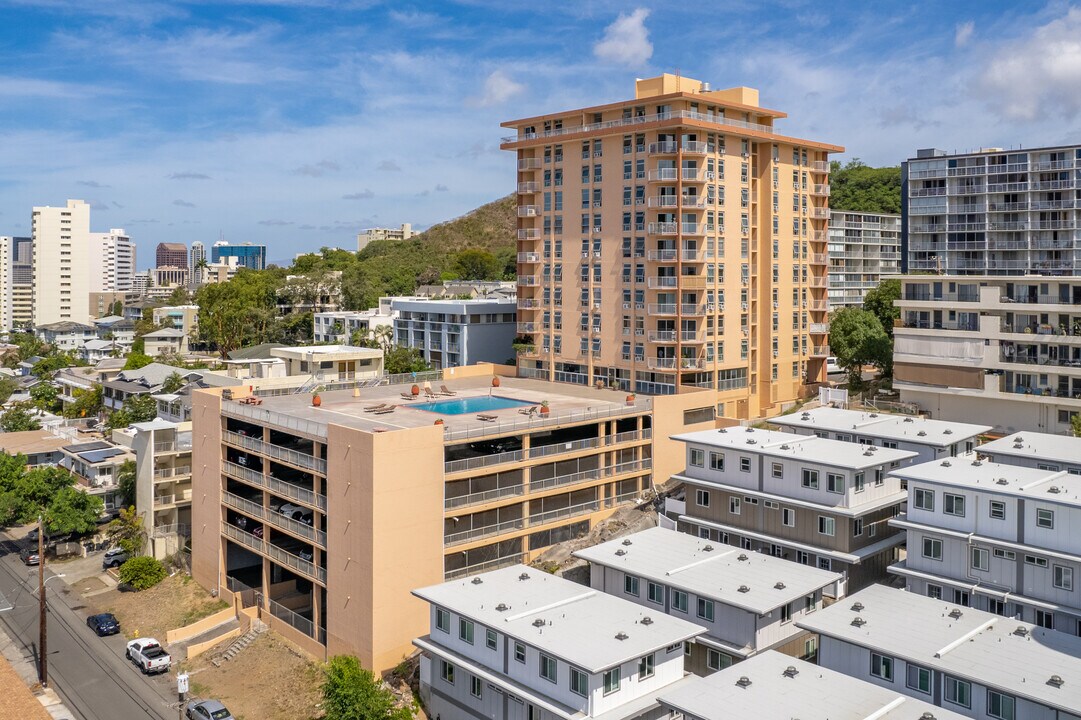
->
20, 548, 40, 566
186, 699, 235, 720
87, 612, 120, 636
102, 547, 130, 569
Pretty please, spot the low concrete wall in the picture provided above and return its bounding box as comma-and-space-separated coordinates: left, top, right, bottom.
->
166, 607, 235, 644
187, 628, 242, 659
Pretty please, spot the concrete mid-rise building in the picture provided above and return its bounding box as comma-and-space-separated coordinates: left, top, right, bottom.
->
211, 241, 266, 271
152, 304, 199, 338
799, 584, 1081, 720
827, 211, 900, 308
91, 229, 136, 293
902, 144, 1081, 276
889, 453, 1081, 634
10, 235, 33, 329
32, 199, 91, 326
893, 274, 1081, 434
412, 563, 703, 720
672, 427, 917, 593
503, 73, 842, 417
574, 526, 840, 673
356, 223, 416, 252
190, 367, 719, 670
156, 242, 188, 269
190, 240, 206, 270
392, 297, 517, 369
117, 420, 193, 559
313, 302, 396, 344
0, 236, 11, 331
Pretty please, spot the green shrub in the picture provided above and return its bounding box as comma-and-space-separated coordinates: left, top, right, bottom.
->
118, 556, 167, 590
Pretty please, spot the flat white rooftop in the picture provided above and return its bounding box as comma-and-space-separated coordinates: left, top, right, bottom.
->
980, 430, 1081, 468
272, 344, 381, 357
412, 564, 703, 674
659, 650, 970, 720
797, 585, 1081, 715
771, 407, 991, 447
573, 527, 841, 615
891, 452, 1081, 505
671, 427, 917, 470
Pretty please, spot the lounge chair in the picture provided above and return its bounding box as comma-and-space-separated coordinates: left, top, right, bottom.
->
439, 384, 457, 396
400, 392, 416, 400
372, 405, 398, 415
423, 388, 439, 399
363, 403, 389, 412
476, 414, 498, 422
518, 405, 538, 417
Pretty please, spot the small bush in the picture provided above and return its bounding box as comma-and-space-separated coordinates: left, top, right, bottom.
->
118, 556, 167, 590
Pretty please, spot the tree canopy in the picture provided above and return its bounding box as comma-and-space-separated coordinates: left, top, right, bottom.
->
321, 655, 413, 720
863, 279, 901, 339
828, 160, 902, 214
828, 307, 892, 388
0, 403, 41, 432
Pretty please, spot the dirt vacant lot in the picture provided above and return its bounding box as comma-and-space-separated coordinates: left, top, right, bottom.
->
85, 574, 227, 641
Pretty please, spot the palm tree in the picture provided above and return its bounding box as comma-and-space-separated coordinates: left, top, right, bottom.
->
373, 324, 394, 352
193, 257, 209, 286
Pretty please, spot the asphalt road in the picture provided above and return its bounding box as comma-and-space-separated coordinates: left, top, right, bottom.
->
0, 537, 176, 720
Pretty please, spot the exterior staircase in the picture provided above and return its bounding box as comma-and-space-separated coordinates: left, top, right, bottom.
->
211, 619, 267, 666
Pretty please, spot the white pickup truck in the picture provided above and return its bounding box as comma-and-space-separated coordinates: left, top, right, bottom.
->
127, 638, 171, 675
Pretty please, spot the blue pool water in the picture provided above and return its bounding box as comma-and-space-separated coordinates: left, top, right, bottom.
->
414, 395, 533, 415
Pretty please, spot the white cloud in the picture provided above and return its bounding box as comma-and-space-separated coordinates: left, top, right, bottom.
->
173, 199, 195, 207
593, 8, 652, 67
469, 70, 524, 107
293, 160, 340, 177
342, 190, 374, 200
955, 21, 974, 47
376, 160, 402, 172
977, 8, 1081, 120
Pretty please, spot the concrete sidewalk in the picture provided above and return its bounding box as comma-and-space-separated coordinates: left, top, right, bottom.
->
0, 620, 77, 720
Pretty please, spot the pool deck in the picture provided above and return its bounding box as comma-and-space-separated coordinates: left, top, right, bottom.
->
226, 376, 650, 437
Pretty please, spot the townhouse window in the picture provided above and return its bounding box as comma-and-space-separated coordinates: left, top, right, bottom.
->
514, 642, 526, 663
772, 462, 783, 479
540, 653, 557, 683
695, 489, 710, 507
1025, 554, 1048, 568
459, 618, 474, 644
689, 448, 704, 467
638, 653, 655, 679
870, 653, 894, 682
906, 664, 931, 694
672, 590, 688, 613
569, 667, 588, 697
697, 597, 714, 622
1036, 610, 1054, 629
922, 537, 943, 560
853, 518, 864, 537
782, 508, 795, 527
805, 594, 817, 612
944, 493, 965, 517
945, 676, 971, 709
730, 497, 741, 515
989, 500, 1005, 520
440, 660, 455, 684
780, 603, 792, 623
436, 608, 450, 633
470, 676, 483, 699
801, 469, 819, 489
624, 575, 640, 596
739, 457, 751, 472
817, 516, 835, 536
486, 629, 497, 650
970, 546, 989, 572
647, 582, 664, 604
1054, 565, 1074, 591
853, 473, 865, 493
1036, 508, 1054, 529
993, 548, 1015, 560
709, 452, 724, 471
826, 474, 844, 494
987, 690, 1015, 720
927, 584, 943, 600
603, 668, 621, 695
706, 649, 732, 671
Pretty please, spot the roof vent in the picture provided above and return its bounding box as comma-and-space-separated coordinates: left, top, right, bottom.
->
1049, 486, 1062, 494
519, 573, 531, 581
996, 478, 1009, 485
774, 581, 786, 590
641, 616, 654, 625
747, 439, 758, 445
869, 413, 878, 418
738, 554, 749, 561
496, 603, 509, 612
1015, 436, 1024, 443
780, 444, 791, 450
944, 429, 953, 435
948, 609, 963, 619
903, 417, 914, 423
703, 544, 714, 552
1013, 442, 1024, 449
941, 461, 951, 467
783, 665, 799, 677
1049, 674, 1065, 688
471, 577, 483, 585
622, 538, 633, 546
801, 412, 810, 419
863, 449, 874, 456
851, 617, 867, 627
719, 428, 727, 433
738, 585, 750, 593
746, 427, 754, 433
851, 602, 865, 612
615, 631, 629, 641
615, 549, 627, 556
735, 676, 752, 688
533, 618, 546, 627
921, 714, 936, 720
1014, 626, 1029, 637
972, 460, 982, 467
917, 431, 927, 437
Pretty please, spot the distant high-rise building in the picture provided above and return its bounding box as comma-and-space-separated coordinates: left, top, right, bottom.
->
356, 223, 415, 252
828, 211, 901, 308
32, 199, 92, 326
211, 241, 266, 271
132, 271, 152, 296
10, 236, 32, 329
156, 242, 188, 269
0, 236, 10, 331
191, 241, 206, 269
90, 229, 136, 293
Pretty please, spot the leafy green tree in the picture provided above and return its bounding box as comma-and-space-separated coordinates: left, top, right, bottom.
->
373, 325, 393, 351
107, 393, 158, 429
33, 353, 83, 377
118, 555, 167, 590
105, 505, 146, 555
166, 285, 189, 305
29, 382, 60, 413
452, 248, 500, 280
322, 655, 412, 720
828, 307, 890, 389
828, 160, 902, 214
1072, 414, 1081, 438
111, 300, 124, 317
0, 376, 18, 405
123, 351, 154, 370
10, 333, 45, 362
0, 403, 41, 432
44, 485, 103, 535
116, 459, 138, 508
863, 279, 901, 340
160, 372, 186, 394
64, 383, 103, 419
10, 466, 75, 524
383, 346, 431, 375
0, 452, 29, 526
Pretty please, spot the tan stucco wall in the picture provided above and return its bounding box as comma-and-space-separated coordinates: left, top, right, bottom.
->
191, 388, 225, 597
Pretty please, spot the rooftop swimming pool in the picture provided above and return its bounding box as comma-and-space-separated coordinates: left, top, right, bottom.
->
413, 395, 533, 415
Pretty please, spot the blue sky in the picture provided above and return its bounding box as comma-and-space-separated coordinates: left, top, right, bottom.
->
1, 0, 1080, 266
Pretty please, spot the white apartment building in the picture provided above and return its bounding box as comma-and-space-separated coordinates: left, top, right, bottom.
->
799, 584, 1081, 720
828, 211, 901, 308
393, 297, 517, 369
771, 407, 990, 464
357, 223, 415, 252
313, 301, 397, 344
902, 145, 1081, 276
672, 427, 917, 592
573, 526, 841, 674
978, 430, 1081, 474
191, 240, 206, 271
893, 275, 1081, 434
412, 564, 702, 720
89, 228, 136, 293
657, 650, 970, 720
888, 455, 1081, 634
0, 236, 11, 331
32, 199, 92, 326
10, 236, 33, 329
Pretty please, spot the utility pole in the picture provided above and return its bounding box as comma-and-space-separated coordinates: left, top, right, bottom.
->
38, 514, 47, 688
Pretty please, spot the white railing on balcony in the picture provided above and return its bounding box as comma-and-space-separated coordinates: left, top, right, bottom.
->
517, 229, 539, 239
529, 459, 652, 494
648, 222, 678, 235
441, 402, 650, 442
647, 248, 678, 261
222, 430, 326, 474
517, 206, 538, 217
648, 141, 678, 154
154, 466, 191, 479
445, 484, 525, 510
445, 554, 526, 579
445, 449, 525, 474
517, 158, 540, 170
809, 323, 830, 334
154, 440, 192, 453
529, 436, 600, 459
517, 252, 541, 262
648, 168, 678, 182
812, 184, 831, 196
517, 276, 539, 287
502, 110, 776, 144
517, 182, 538, 193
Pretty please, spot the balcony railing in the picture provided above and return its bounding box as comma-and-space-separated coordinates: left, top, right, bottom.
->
647, 248, 678, 261
517, 158, 540, 170
445, 554, 526, 579
222, 430, 326, 474
517, 229, 539, 240
154, 440, 192, 453
517, 182, 538, 193
517, 276, 539, 287
502, 110, 776, 144
647, 168, 678, 182
445, 484, 525, 510
812, 184, 830, 196
811, 161, 829, 172
154, 465, 191, 479
267, 542, 326, 584
810, 345, 829, 357
225, 489, 327, 546
648, 222, 678, 235
811, 208, 830, 219
809, 323, 829, 334
445, 450, 525, 475
517, 252, 541, 263
517, 205, 538, 217
649, 330, 676, 343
